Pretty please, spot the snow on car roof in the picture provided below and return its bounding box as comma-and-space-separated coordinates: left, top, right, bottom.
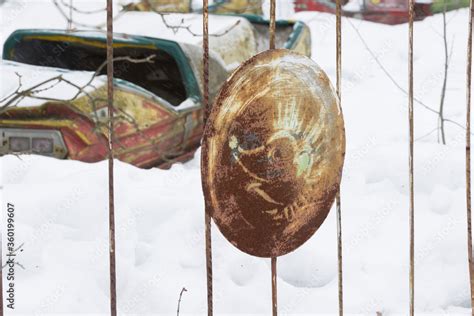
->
112, 11, 246, 45
0, 60, 186, 110
0, 60, 106, 108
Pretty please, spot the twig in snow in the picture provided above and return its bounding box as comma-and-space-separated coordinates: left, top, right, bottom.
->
176, 287, 187, 316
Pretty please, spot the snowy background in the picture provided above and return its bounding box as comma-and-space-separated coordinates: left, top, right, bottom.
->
0, 0, 473, 314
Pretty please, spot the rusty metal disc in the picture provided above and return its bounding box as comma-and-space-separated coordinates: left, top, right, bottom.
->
201, 49, 345, 258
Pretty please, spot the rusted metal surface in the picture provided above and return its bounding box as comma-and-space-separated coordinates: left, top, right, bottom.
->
131, 0, 191, 13
269, 0, 276, 50
269, 4, 277, 315
335, 0, 343, 312
213, 0, 263, 14
202, 1, 214, 315
201, 49, 345, 257
466, 0, 474, 311
106, 0, 117, 314
0, 85, 203, 168
408, 0, 415, 313
271, 256, 277, 316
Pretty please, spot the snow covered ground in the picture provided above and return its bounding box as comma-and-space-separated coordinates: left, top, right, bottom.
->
0, 0, 473, 314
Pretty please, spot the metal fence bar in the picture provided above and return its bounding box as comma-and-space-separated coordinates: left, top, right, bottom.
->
269, 1, 277, 315
466, 0, 474, 312
269, 0, 276, 50
335, 0, 343, 314
272, 256, 277, 316
106, 0, 117, 315
408, 0, 415, 314
203, 1, 213, 315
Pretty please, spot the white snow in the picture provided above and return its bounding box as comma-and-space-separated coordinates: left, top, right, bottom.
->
1, 0, 473, 315
0, 60, 107, 107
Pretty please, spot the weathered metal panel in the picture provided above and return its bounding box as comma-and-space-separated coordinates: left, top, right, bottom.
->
0, 83, 199, 168
213, 0, 263, 15
132, 0, 192, 13
201, 50, 345, 257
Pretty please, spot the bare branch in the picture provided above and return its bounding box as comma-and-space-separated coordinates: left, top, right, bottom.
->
346, 16, 469, 136
52, 0, 127, 30
176, 287, 187, 316
52, 0, 242, 37
438, 1, 449, 144
60, 0, 106, 14
152, 7, 241, 37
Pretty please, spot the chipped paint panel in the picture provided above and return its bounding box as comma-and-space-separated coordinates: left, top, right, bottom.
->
201, 49, 345, 258
213, 0, 263, 14
22, 34, 156, 50
72, 85, 177, 130
0, 84, 194, 168
287, 23, 312, 57
130, 0, 192, 12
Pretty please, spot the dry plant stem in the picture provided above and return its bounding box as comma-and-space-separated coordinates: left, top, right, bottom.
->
156, 11, 240, 37
52, 0, 126, 30
346, 17, 466, 134
466, 0, 474, 311
176, 287, 187, 316
106, 0, 117, 315
439, 1, 448, 144
68, 0, 73, 30
408, 0, 415, 314
202, 1, 213, 316
61, 0, 106, 14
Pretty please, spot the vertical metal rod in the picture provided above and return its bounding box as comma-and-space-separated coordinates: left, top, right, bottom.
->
203, 0, 210, 125
205, 212, 213, 316
466, 0, 474, 312
271, 257, 277, 316
203, 1, 213, 315
336, 192, 343, 316
106, 1, 117, 315
408, 0, 415, 314
269, 0, 276, 49
268, 1, 277, 313
335, 0, 343, 314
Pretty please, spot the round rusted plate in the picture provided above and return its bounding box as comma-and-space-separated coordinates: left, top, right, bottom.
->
201, 49, 345, 258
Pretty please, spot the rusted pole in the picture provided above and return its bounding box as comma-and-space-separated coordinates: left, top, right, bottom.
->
203, 0, 210, 125
271, 257, 277, 316
106, 0, 117, 315
408, 0, 415, 313
335, 0, 343, 314
466, 0, 474, 312
269, 0, 276, 49
269, 2, 277, 315
203, 0, 213, 315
